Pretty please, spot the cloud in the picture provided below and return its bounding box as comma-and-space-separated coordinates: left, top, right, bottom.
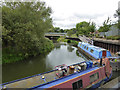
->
42, 0, 119, 29
73, 13, 104, 20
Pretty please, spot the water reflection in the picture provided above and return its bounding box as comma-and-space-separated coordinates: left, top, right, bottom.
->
54, 43, 61, 49
76, 50, 90, 61
67, 46, 74, 52
46, 45, 85, 68
2, 53, 52, 83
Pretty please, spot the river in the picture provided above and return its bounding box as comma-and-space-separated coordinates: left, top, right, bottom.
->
2, 43, 85, 83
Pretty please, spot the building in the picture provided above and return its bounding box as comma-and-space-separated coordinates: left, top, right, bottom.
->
118, 1, 120, 21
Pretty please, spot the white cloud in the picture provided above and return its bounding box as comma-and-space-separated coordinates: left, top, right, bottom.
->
41, 0, 119, 29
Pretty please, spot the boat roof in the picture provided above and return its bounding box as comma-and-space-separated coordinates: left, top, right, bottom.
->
79, 42, 106, 52
2, 61, 100, 89
32, 67, 99, 89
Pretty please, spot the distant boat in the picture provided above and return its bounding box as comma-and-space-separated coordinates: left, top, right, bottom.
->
78, 42, 112, 60
1, 59, 112, 89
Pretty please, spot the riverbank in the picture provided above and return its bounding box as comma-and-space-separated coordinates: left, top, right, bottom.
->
57, 36, 79, 47
2, 38, 54, 64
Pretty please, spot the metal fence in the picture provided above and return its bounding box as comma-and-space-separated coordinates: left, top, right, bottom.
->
99, 26, 120, 37
99, 32, 105, 37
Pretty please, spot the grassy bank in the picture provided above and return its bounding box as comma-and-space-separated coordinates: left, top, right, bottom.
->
2, 38, 54, 64
96, 35, 120, 40
106, 36, 120, 40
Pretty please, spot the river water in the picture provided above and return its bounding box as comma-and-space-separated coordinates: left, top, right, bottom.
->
2, 43, 85, 83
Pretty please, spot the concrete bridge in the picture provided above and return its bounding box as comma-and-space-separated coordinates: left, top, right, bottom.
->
45, 33, 67, 40
45, 33, 91, 42
45, 33, 67, 37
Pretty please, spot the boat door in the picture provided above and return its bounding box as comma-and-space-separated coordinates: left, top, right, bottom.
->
102, 51, 106, 57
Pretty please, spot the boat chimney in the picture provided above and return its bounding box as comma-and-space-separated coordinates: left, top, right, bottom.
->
100, 58, 102, 66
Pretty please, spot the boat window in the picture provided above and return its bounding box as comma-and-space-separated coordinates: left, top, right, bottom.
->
87, 47, 88, 50
82, 45, 84, 48
56, 88, 60, 90
72, 82, 78, 90
90, 49, 94, 53
90, 72, 99, 83
84, 46, 86, 49
78, 80, 83, 88
72, 79, 83, 90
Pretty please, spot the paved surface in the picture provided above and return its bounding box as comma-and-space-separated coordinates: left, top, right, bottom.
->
94, 38, 120, 45
79, 35, 89, 43
99, 76, 120, 89
79, 35, 94, 44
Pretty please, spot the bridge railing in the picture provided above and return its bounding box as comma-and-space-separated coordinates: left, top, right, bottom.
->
45, 33, 67, 35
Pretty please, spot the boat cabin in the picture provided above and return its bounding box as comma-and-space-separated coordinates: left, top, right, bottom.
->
31, 58, 112, 89
78, 42, 111, 59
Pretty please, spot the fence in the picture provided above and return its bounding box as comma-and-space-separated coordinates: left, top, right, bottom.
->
99, 26, 120, 37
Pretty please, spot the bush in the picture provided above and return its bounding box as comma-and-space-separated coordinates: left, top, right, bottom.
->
71, 41, 79, 46
2, 38, 54, 64
57, 37, 68, 42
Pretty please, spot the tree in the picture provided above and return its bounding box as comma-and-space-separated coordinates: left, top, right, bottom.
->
53, 27, 60, 32
98, 17, 112, 32
114, 9, 120, 29
67, 30, 73, 37
76, 21, 95, 36
60, 29, 64, 33
2, 2, 54, 63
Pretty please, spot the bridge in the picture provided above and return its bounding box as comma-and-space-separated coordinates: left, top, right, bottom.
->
45, 33, 67, 40
45, 33, 93, 42
45, 33, 67, 37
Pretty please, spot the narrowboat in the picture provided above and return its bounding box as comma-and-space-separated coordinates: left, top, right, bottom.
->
1, 58, 112, 89
78, 42, 112, 60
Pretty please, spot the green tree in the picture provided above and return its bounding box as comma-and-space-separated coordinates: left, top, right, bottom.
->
67, 30, 73, 37
76, 21, 95, 36
2, 2, 54, 64
114, 9, 120, 29
53, 27, 60, 32
98, 17, 112, 32
60, 29, 64, 33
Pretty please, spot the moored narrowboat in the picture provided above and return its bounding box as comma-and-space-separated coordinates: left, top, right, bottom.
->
78, 42, 112, 60
1, 58, 112, 89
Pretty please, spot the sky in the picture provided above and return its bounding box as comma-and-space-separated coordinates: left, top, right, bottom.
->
41, 0, 120, 29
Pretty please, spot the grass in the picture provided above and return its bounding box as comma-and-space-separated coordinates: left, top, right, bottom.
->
106, 36, 120, 40
57, 37, 79, 46
70, 34, 78, 38
57, 36, 68, 42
